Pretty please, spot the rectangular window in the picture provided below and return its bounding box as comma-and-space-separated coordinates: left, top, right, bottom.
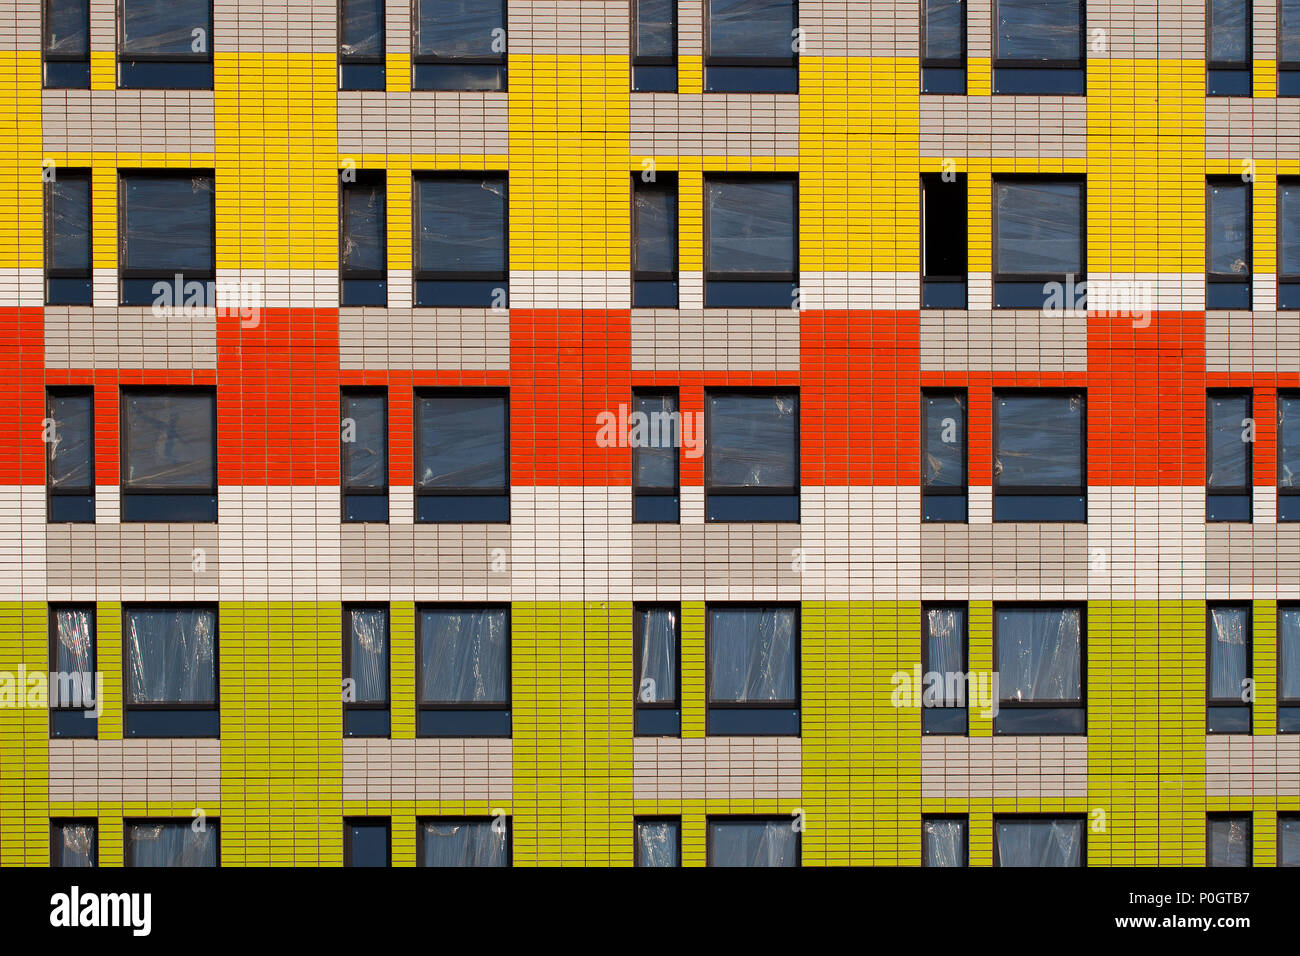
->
343, 605, 389, 738
340, 171, 387, 306
922, 389, 967, 522
415, 390, 509, 523
1281, 0, 1300, 94
344, 818, 390, 867
922, 605, 968, 735
994, 816, 1084, 866
993, 176, 1085, 309
1277, 180, 1300, 309
1207, 813, 1252, 866
125, 820, 218, 866
922, 0, 966, 93
635, 604, 680, 736
1206, 178, 1252, 310
633, 174, 679, 308
44, 0, 90, 88
633, 0, 677, 92
339, 0, 385, 90
49, 605, 97, 739
1208, 604, 1252, 733
994, 605, 1085, 735
118, 171, 215, 307
707, 604, 799, 736
1280, 605, 1300, 731
413, 174, 508, 307
118, 0, 213, 89
1280, 813, 1300, 865
418, 818, 510, 866
1207, 391, 1253, 522
341, 389, 388, 522
417, 605, 510, 737
123, 606, 218, 738
632, 390, 681, 523
1208, 0, 1253, 96
921, 173, 967, 308
413, 0, 507, 90
993, 391, 1086, 522
50, 820, 97, 867
705, 390, 799, 522
46, 388, 94, 523
922, 815, 968, 866
707, 817, 800, 866
993, 0, 1084, 94
120, 388, 217, 522
705, 0, 797, 92
705, 175, 797, 308
635, 817, 682, 867
1281, 393, 1300, 520
45, 169, 92, 305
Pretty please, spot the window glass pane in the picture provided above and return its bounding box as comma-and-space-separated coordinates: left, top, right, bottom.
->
995, 394, 1083, 488
1210, 607, 1250, 700
707, 179, 795, 274
995, 819, 1082, 866
47, 393, 92, 489
707, 393, 797, 487
49, 175, 90, 271
996, 607, 1081, 703
926, 608, 965, 703
1280, 186, 1300, 275
341, 181, 385, 273
1282, 609, 1300, 701
342, 394, 387, 489
923, 818, 966, 866
633, 393, 678, 489
421, 821, 508, 866
417, 395, 507, 490
121, 0, 210, 56
637, 607, 677, 703
55, 823, 96, 867
347, 823, 388, 866
127, 822, 217, 866
1207, 394, 1250, 488
996, 0, 1081, 61
1284, 0, 1300, 61
348, 608, 388, 704
340, 0, 384, 57
924, 393, 965, 487
54, 607, 94, 676
709, 819, 798, 866
416, 0, 504, 57
1208, 183, 1250, 275
634, 186, 677, 275
125, 608, 216, 704
1209, 0, 1250, 62
1281, 817, 1300, 866
636, 0, 674, 57
1207, 817, 1252, 866
995, 181, 1083, 275
122, 392, 215, 489
708, 607, 796, 703
416, 177, 507, 273
122, 175, 214, 273
924, 0, 963, 60
708, 0, 794, 58
47, 0, 89, 55
419, 608, 508, 704
636, 821, 679, 866
1281, 397, 1300, 487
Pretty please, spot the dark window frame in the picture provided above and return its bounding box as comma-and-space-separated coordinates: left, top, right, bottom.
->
45, 386, 95, 523
922, 0, 967, 67
703, 0, 799, 90
634, 815, 683, 867
338, 0, 386, 85
121, 603, 220, 736
116, 0, 214, 89
48, 603, 97, 738
992, 387, 1088, 518
1206, 0, 1254, 74
632, 172, 680, 282
920, 173, 968, 307
1277, 178, 1300, 306
411, 0, 508, 89
1281, 390, 1300, 512
118, 385, 218, 500
340, 386, 389, 522
417, 816, 512, 866
992, 813, 1087, 867
116, 169, 217, 302
123, 818, 220, 867
705, 814, 802, 867
1206, 811, 1253, 866
921, 601, 969, 735
1206, 602, 1253, 732
1281, 0, 1300, 90
633, 602, 682, 730
415, 602, 512, 736
1280, 603, 1300, 712
632, 0, 678, 77
343, 817, 392, 867
1205, 176, 1253, 308
921, 387, 968, 521
413, 386, 510, 521
44, 167, 93, 303
921, 813, 969, 866
705, 601, 801, 734
991, 0, 1086, 69
1279, 811, 1300, 865
43, 0, 91, 88
991, 602, 1087, 734
342, 602, 391, 713
991, 174, 1087, 286
704, 387, 800, 522
703, 172, 799, 286
339, 169, 388, 305
411, 171, 509, 305
631, 387, 681, 521
1206, 388, 1253, 523
50, 818, 98, 867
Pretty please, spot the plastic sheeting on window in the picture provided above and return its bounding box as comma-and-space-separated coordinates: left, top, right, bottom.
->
121, 0, 210, 57
342, 394, 387, 489
54, 607, 94, 693
636, 820, 680, 866
50, 175, 91, 271
416, 0, 504, 57
706, 179, 796, 274
419, 608, 508, 704
635, 0, 675, 57
47, 393, 92, 490
1207, 183, 1250, 275
348, 608, 389, 704
708, 606, 796, 703
923, 393, 965, 487
1209, 0, 1250, 63
127, 822, 217, 867
707, 0, 795, 58
417, 395, 507, 490
126, 608, 216, 705
926, 608, 965, 704
1284, 0, 1300, 62
997, 607, 1081, 704
1210, 607, 1250, 700
707, 393, 797, 488
341, 182, 386, 273
416, 177, 507, 273
123, 392, 215, 489
1279, 397, 1300, 488
709, 819, 798, 867
121, 175, 214, 273
55, 822, 96, 867
1281, 610, 1300, 701
1207, 816, 1251, 867
46, 0, 89, 55
633, 393, 679, 489
924, 0, 964, 60
637, 607, 678, 703
1207, 395, 1250, 488
634, 186, 678, 275
923, 818, 966, 867
995, 818, 1082, 866
1280, 186, 1300, 277
994, 180, 1083, 275
994, 394, 1083, 488
1280, 817, 1300, 867
995, 0, 1081, 61
340, 0, 385, 57
420, 821, 508, 866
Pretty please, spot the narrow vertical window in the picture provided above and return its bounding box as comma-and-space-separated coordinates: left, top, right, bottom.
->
1206, 390, 1253, 522
341, 389, 388, 522
1279, 813, 1300, 865
1280, 392, 1300, 520
340, 171, 387, 306
46, 388, 94, 523
50, 605, 97, 738
922, 816, 968, 866
1281, 0, 1300, 94
44, 0, 90, 88
45, 169, 92, 306
635, 818, 682, 866
634, 604, 680, 736
1208, 0, 1253, 96
1279, 605, 1300, 732
921, 173, 967, 308
1207, 605, 1252, 733
922, 0, 965, 93
633, 173, 679, 308
344, 605, 390, 737
633, 0, 677, 92
1277, 179, 1300, 309
922, 390, 967, 522
632, 390, 681, 523
922, 605, 967, 735
1207, 813, 1252, 866
339, 0, 386, 90
1206, 178, 1252, 310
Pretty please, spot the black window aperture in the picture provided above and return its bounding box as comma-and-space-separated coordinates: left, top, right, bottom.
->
125, 820, 218, 866
46, 388, 94, 523
414, 0, 507, 90
344, 605, 390, 737
118, 171, 215, 307
922, 173, 967, 308
708, 817, 800, 866
1277, 180, 1300, 308
633, 174, 679, 308
994, 605, 1084, 735
123, 606, 218, 738
706, 390, 799, 522
345, 819, 390, 866
1207, 391, 1252, 521
922, 605, 967, 734
993, 391, 1086, 522
632, 390, 681, 523
120, 388, 217, 522
922, 816, 967, 866
45, 169, 92, 305
1280, 606, 1300, 732
993, 0, 1084, 94
414, 174, 508, 307
415, 390, 509, 523
634, 0, 677, 91
118, 0, 213, 89
993, 177, 1085, 308
707, 605, 799, 736
635, 604, 680, 736
1208, 0, 1253, 96
45, 0, 90, 87
1207, 813, 1252, 866
50, 820, 97, 867
339, 0, 385, 90
705, 176, 797, 308
341, 389, 388, 522
922, 0, 966, 93
1206, 178, 1252, 309
50, 605, 97, 738
419, 818, 510, 866
417, 606, 510, 737
922, 390, 967, 522
994, 816, 1084, 866
1208, 605, 1252, 733
340, 171, 387, 306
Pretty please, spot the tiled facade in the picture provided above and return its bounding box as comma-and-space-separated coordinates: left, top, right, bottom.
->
1, 0, 1298, 866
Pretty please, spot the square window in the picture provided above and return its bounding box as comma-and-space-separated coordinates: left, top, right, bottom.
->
705, 391, 799, 522
118, 0, 213, 89
123, 606, 218, 738
413, 0, 507, 91
50, 819, 97, 867
635, 817, 681, 866
922, 816, 967, 866
1207, 813, 1252, 866
413, 174, 508, 307
993, 178, 1085, 308
994, 605, 1084, 735
705, 0, 797, 92
705, 176, 798, 308
415, 391, 509, 523
118, 172, 215, 306
707, 605, 799, 736
417, 606, 510, 737
993, 0, 1084, 94
120, 388, 217, 522
993, 391, 1086, 522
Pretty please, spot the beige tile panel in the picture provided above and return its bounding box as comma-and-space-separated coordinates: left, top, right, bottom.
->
48, 739, 222, 805
920, 736, 1089, 800
1204, 735, 1300, 797
341, 737, 513, 802
632, 735, 802, 800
